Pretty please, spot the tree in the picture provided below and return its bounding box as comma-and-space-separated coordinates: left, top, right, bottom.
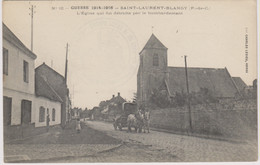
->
172, 92, 187, 107
150, 89, 171, 108
99, 101, 108, 108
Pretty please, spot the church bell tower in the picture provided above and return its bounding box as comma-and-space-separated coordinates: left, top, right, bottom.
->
137, 34, 168, 105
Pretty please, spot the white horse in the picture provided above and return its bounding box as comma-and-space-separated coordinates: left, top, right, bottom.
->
127, 112, 143, 133
143, 111, 150, 133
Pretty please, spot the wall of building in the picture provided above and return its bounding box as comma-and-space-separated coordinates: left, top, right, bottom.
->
3, 39, 35, 95
3, 88, 35, 125
3, 36, 37, 126
3, 88, 61, 127
34, 96, 61, 127
149, 99, 257, 140
138, 48, 168, 104
35, 65, 70, 127
141, 48, 168, 73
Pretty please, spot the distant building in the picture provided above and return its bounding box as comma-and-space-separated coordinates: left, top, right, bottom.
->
35, 63, 70, 128
137, 34, 246, 105
91, 106, 101, 120
100, 92, 126, 120
242, 79, 257, 99
71, 108, 81, 119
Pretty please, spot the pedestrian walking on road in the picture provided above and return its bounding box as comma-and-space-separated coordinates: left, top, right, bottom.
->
76, 118, 81, 133
46, 114, 50, 132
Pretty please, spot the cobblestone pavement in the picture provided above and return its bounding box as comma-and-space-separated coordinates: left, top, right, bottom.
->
52, 142, 179, 163
4, 120, 121, 163
84, 120, 258, 162
4, 143, 121, 162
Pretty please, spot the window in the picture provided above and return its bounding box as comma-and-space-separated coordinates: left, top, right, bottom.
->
23, 60, 29, 83
153, 54, 159, 66
52, 108, 55, 121
39, 106, 45, 122
3, 48, 8, 75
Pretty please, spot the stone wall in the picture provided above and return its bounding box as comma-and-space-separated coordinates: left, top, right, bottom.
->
150, 99, 257, 140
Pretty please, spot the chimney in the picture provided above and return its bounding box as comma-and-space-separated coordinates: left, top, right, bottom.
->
118, 92, 120, 96
112, 95, 115, 98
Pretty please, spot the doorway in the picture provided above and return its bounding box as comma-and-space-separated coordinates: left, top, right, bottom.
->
21, 100, 32, 124
3, 96, 12, 126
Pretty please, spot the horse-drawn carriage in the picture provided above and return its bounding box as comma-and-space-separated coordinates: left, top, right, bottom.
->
113, 102, 137, 131
113, 102, 150, 133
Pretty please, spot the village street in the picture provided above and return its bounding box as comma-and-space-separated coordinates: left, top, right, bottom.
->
4, 120, 121, 163
4, 119, 258, 163
76, 120, 258, 162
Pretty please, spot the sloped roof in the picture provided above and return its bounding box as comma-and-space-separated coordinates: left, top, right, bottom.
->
99, 94, 126, 111
36, 63, 65, 80
232, 77, 247, 92
35, 74, 63, 102
35, 63, 68, 102
2, 23, 37, 59
110, 95, 126, 105
140, 34, 167, 54
167, 67, 239, 98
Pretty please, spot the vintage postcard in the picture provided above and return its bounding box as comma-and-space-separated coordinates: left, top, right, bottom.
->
1, 0, 258, 163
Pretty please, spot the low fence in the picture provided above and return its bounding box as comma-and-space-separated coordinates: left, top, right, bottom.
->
150, 99, 257, 140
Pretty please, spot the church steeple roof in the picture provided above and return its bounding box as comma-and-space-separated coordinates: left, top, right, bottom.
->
140, 34, 167, 54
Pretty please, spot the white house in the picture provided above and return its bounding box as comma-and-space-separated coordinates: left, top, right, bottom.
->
3, 23, 62, 128
34, 63, 64, 127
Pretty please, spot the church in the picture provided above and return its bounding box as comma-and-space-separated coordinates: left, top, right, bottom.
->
137, 34, 246, 106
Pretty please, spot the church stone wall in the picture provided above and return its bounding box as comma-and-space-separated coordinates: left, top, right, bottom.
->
138, 47, 168, 104
149, 99, 257, 140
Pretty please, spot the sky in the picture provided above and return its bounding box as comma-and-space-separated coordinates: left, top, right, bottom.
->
2, 0, 257, 109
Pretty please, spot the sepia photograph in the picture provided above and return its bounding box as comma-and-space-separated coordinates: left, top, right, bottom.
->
1, 0, 259, 163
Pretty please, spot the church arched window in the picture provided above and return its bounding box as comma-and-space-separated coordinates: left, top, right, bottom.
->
153, 54, 159, 66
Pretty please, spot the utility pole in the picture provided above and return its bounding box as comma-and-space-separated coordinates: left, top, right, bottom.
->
184, 55, 192, 132
72, 84, 74, 108
29, 5, 35, 52
65, 43, 69, 85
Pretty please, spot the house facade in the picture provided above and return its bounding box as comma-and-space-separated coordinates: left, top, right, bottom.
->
35, 63, 71, 128
3, 23, 62, 128
137, 34, 245, 106
34, 67, 63, 127
3, 23, 37, 126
